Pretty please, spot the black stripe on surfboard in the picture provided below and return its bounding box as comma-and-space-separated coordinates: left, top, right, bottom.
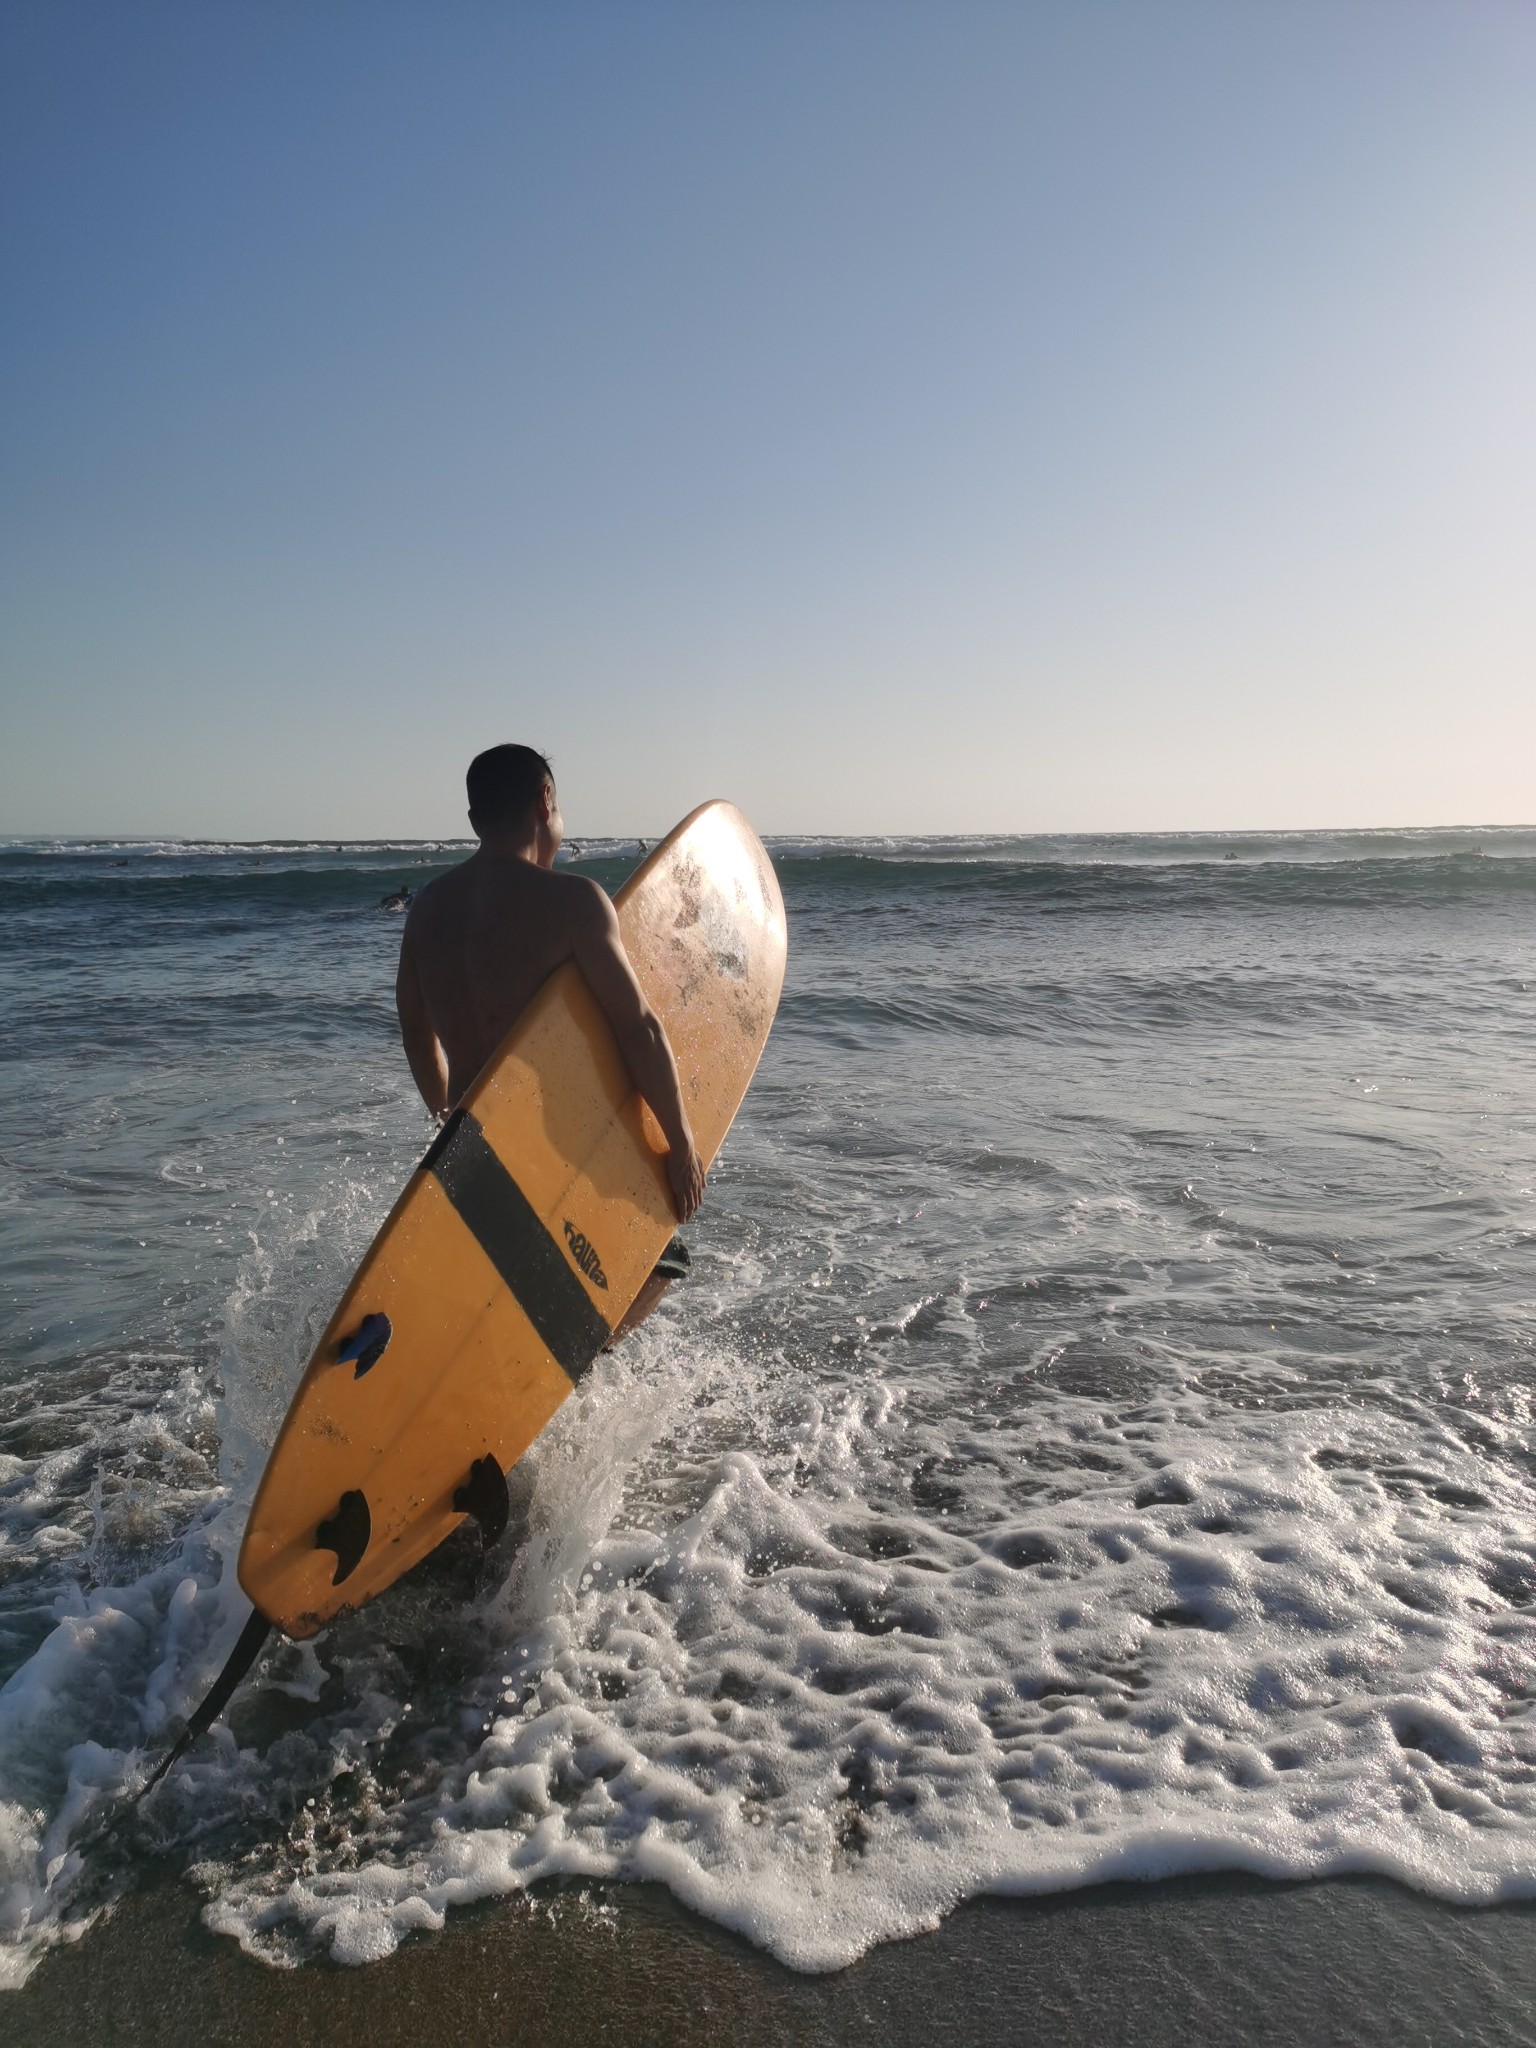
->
421, 1109, 611, 1383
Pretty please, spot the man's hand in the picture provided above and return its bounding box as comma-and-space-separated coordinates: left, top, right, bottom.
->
666, 1135, 706, 1223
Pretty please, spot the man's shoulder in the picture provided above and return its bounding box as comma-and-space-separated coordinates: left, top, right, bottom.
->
402, 865, 461, 926
549, 866, 609, 904
404, 856, 611, 947
544, 867, 614, 932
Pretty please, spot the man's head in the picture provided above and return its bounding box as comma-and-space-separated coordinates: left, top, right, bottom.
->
466, 745, 559, 855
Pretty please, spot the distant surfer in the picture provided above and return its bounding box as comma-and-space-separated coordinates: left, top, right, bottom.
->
394, 745, 702, 1333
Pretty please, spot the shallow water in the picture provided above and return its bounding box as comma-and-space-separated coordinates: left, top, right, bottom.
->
2, 827, 1535, 1985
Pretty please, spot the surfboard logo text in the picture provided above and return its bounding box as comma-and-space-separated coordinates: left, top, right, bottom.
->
563, 1220, 608, 1290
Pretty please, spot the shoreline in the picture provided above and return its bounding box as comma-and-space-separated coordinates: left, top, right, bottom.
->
7, 1870, 1536, 2046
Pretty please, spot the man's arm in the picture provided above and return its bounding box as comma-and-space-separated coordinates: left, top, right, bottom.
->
395, 918, 451, 1119
570, 882, 705, 1222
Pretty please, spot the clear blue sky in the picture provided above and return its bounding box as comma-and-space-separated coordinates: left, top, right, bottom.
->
2, 1, 1532, 838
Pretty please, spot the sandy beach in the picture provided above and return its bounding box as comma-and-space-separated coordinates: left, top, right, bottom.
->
7, 1872, 1536, 2047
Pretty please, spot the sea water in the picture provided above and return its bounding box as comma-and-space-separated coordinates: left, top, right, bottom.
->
2, 828, 1536, 1985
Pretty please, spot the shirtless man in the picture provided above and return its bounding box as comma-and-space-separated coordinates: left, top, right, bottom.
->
395, 744, 704, 1330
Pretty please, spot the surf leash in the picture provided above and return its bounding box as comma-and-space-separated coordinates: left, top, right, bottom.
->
137, 1605, 273, 1802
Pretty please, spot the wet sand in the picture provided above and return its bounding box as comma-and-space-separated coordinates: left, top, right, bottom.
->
6, 1872, 1536, 2047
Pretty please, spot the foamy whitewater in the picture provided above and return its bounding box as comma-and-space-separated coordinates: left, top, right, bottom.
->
2, 827, 1536, 1987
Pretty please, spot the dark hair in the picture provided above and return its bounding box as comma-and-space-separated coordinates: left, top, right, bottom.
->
466, 744, 554, 829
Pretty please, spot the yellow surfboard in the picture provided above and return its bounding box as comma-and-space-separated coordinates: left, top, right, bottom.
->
238, 801, 787, 1639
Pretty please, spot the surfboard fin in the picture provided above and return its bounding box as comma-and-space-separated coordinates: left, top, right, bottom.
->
453, 1454, 510, 1550
316, 1488, 371, 1584
335, 1311, 392, 1378
137, 1605, 273, 1802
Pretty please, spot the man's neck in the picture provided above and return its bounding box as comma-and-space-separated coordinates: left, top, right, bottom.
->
475, 831, 547, 868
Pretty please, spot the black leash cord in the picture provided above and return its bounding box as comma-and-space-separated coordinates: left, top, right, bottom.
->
138, 1605, 274, 1801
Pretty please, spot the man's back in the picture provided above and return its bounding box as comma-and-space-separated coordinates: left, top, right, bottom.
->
402, 852, 597, 1105
396, 744, 704, 1221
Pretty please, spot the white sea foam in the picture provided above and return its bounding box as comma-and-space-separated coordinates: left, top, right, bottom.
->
3, 1237, 1536, 1985
175, 1350, 1536, 1974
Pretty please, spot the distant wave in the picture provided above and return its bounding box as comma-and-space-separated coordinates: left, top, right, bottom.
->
0, 838, 474, 858
762, 826, 1536, 867
6, 835, 1536, 927
7, 826, 1536, 870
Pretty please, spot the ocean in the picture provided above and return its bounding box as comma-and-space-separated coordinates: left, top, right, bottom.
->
3, 826, 1536, 1993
